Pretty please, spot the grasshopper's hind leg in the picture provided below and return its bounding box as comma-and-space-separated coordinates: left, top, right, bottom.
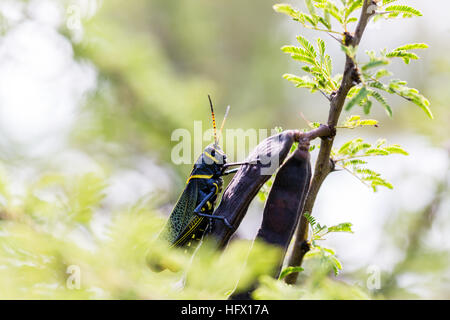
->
193, 190, 233, 229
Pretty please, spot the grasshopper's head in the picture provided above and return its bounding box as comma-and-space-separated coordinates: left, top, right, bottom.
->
199, 143, 227, 167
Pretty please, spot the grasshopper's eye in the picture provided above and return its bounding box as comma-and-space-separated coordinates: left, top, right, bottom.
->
211, 149, 216, 157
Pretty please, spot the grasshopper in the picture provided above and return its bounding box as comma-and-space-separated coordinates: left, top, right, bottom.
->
159, 96, 248, 249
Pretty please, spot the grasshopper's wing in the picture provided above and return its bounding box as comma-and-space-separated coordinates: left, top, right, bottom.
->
160, 181, 198, 245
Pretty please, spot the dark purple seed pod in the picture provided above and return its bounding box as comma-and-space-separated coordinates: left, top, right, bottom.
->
256, 141, 311, 273
230, 141, 312, 299
209, 130, 300, 249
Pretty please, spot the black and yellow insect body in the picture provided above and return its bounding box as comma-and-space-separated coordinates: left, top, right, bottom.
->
159, 96, 240, 249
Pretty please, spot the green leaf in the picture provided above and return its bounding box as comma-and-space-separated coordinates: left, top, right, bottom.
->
283, 74, 316, 89
318, 16, 332, 30
331, 256, 343, 276
384, 5, 422, 18
328, 222, 354, 233
374, 69, 392, 79
393, 43, 428, 51
305, 0, 317, 17
369, 90, 392, 117
382, 0, 399, 5
384, 145, 409, 155
273, 4, 299, 18
345, 87, 368, 111
281, 46, 316, 64
362, 59, 389, 71
279, 266, 304, 280
365, 148, 389, 156
304, 212, 316, 227
297, 35, 317, 58
388, 80, 433, 118
317, 38, 326, 58
338, 140, 354, 154
291, 54, 317, 65
362, 99, 372, 114
386, 50, 419, 64
281, 45, 307, 55
345, 0, 363, 19
346, 159, 368, 166
68, 173, 107, 224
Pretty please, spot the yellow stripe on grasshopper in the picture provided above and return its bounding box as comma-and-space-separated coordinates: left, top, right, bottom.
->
213, 182, 219, 195
186, 174, 213, 184
204, 152, 219, 164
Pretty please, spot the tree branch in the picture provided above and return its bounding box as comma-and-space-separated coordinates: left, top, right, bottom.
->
285, 0, 376, 285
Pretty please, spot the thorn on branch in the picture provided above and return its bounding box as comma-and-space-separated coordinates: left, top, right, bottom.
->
319, 89, 331, 101
327, 32, 342, 44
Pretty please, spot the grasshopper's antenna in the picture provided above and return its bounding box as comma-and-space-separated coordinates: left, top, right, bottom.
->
218, 105, 230, 146
208, 95, 218, 146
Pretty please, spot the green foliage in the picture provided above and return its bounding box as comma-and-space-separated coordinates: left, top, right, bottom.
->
359, 44, 431, 118
383, 5, 422, 18
257, 177, 274, 202
267, 0, 434, 297
253, 274, 369, 299
345, 44, 431, 117
385, 43, 429, 64
333, 138, 408, 191
278, 266, 304, 280
345, 87, 369, 112
0, 165, 284, 299
339, 115, 378, 129
282, 36, 337, 94
342, 41, 431, 117
275, 0, 431, 118
274, 0, 366, 32
255, 208, 370, 299
305, 212, 354, 241
303, 213, 353, 276
369, 79, 432, 118
274, 0, 418, 191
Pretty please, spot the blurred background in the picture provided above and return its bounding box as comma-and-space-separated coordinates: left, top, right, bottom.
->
0, 0, 448, 299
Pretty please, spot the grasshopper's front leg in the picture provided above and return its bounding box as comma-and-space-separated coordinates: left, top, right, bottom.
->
193, 189, 233, 229
222, 168, 239, 176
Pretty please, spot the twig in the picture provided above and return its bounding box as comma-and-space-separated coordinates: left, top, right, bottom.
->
303, 25, 344, 36
341, 166, 372, 189
285, 0, 376, 285
299, 112, 312, 127
327, 32, 342, 44
318, 89, 332, 101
